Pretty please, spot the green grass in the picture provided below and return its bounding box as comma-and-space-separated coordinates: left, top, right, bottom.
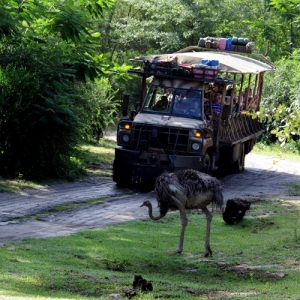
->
253, 142, 300, 162
0, 199, 299, 299
80, 138, 116, 177
0, 179, 45, 193
286, 182, 300, 196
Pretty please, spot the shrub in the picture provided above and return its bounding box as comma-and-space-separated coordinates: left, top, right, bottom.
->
73, 78, 120, 142
0, 42, 84, 179
259, 50, 300, 146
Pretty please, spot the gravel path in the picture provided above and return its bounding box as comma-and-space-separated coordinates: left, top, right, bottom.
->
0, 152, 299, 244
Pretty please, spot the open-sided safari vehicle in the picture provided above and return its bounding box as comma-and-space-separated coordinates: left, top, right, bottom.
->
113, 44, 275, 190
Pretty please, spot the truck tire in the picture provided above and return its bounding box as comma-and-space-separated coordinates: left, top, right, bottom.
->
113, 162, 132, 188
233, 144, 245, 173
116, 178, 132, 188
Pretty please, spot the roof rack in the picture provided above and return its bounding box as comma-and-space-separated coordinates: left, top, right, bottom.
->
175, 46, 276, 70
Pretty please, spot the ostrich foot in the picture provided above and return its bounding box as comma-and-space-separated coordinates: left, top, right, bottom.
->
174, 247, 183, 254
204, 247, 213, 257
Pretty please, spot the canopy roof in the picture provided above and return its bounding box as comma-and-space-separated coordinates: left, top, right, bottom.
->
137, 49, 275, 75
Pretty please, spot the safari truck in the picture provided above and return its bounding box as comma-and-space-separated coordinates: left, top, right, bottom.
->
113, 45, 275, 190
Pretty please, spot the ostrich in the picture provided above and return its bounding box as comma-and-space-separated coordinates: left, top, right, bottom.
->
141, 169, 224, 256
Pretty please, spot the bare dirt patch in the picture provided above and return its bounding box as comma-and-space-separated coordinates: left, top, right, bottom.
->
219, 263, 287, 281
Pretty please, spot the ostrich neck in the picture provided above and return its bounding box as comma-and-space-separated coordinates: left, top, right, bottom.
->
147, 204, 164, 220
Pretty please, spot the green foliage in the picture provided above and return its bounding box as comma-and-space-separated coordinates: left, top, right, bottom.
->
73, 78, 120, 141
258, 50, 300, 146
0, 43, 84, 179
263, 50, 300, 107
99, 0, 298, 62
269, 105, 300, 146
0, 0, 135, 180
47, 3, 94, 43
0, 3, 19, 38
251, 103, 300, 148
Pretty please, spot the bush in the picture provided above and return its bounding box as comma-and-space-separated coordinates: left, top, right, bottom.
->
259, 51, 300, 147
73, 78, 120, 142
0, 42, 84, 179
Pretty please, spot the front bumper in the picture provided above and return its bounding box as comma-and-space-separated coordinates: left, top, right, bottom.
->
113, 147, 204, 189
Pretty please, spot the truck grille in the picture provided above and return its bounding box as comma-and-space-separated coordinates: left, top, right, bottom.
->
131, 124, 189, 154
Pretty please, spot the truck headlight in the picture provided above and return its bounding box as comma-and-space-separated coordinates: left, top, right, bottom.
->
192, 143, 200, 151
122, 134, 130, 142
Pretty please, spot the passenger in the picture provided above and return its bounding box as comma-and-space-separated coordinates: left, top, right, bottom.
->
204, 90, 210, 100
225, 96, 230, 105
209, 85, 216, 101
165, 88, 173, 102
152, 96, 169, 111
212, 93, 222, 115
240, 93, 247, 111
226, 85, 236, 98
212, 82, 221, 93
232, 98, 238, 113
248, 95, 258, 110
243, 87, 253, 98
226, 84, 233, 94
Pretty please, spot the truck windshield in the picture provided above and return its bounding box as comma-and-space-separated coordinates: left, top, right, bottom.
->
142, 85, 203, 119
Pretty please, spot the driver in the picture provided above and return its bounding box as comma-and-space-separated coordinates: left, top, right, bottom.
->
186, 99, 201, 116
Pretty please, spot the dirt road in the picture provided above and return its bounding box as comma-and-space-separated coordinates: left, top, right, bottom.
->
0, 152, 299, 244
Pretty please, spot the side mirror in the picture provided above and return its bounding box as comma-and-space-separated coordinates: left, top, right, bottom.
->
135, 101, 140, 111
121, 94, 130, 117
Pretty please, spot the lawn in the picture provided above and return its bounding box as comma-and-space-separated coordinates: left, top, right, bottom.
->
1, 138, 300, 299
0, 198, 299, 299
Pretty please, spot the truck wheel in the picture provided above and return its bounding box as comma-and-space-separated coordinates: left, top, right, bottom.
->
114, 175, 130, 188
203, 153, 212, 175
115, 178, 131, 188
113, 163, 132, 188
233, 144, 245, 173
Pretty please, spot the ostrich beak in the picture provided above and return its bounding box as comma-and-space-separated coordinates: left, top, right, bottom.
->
140, 200, 148, 207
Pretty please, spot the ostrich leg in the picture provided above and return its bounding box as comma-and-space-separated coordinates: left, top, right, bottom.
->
175, 209, 188, 253
169, 193, 189, 253
201, 207, 213, 257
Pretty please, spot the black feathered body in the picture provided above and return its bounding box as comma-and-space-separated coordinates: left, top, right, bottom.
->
155, 169, 223, 216
223, 198, 251, 225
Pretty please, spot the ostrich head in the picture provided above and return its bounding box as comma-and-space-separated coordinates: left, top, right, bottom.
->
140, 200, 166, 220
140, 200, 152, 208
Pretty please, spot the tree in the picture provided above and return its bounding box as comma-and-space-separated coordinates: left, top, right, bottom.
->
269, 0, 300, 53
0, 0, 132, 179
98, 0, 281, 60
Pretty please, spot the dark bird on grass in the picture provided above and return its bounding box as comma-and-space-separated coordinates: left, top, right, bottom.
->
141, 169, 224, 256
222, 198, 251, 225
